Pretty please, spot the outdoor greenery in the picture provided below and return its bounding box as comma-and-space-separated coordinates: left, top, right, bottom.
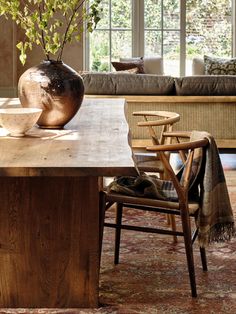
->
186, 0, 232, 58
0, 0, 102, 64
89, 0, 132, 72
88, 0, 232, 74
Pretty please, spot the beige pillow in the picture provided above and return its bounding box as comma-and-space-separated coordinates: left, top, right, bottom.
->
143, 57, 164, 75
192, 58, 205, 75
120, 57, 163, 75
204, 55, 236, 75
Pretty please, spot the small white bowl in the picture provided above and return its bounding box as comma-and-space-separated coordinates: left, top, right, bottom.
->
0, 108, 42, 137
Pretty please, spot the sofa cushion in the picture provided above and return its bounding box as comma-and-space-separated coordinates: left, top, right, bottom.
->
112, 60, 145, 73
204, 55, 236, 75
175, 76, 236, 96
82, 72, 175, 95
192, 58, 205, 75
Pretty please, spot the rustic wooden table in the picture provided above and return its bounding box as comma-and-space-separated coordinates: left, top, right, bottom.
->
0, 97, 137, 308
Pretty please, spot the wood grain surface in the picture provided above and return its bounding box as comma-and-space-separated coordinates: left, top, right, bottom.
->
0, 98, 137, 177
0, 98, 137, 307
85, 94, 236, 103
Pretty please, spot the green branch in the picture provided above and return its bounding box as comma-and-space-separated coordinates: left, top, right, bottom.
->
39, 2, 50, 60
0, 0, 102, 65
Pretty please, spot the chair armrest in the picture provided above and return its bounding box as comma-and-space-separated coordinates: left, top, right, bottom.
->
133, 111, 180, 127
146, 138, 209, 152
162, 131, 191, 138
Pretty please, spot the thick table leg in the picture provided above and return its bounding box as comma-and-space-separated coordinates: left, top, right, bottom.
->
0, 176, 100, 308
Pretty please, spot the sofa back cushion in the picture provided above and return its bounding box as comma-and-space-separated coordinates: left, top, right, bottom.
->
120, 57, 164, 75
204, 55, 236, 75
175, 76, 236, 96
192, 56, 236, 76
82, 72, 175, 95
192, 58, 205, 75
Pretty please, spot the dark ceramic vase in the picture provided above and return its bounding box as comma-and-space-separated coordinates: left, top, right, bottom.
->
18, 60, 84, 129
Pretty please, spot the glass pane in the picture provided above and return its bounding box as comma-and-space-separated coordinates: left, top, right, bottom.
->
111, 31, 132, 62
111, 0, 132, 28
163, 0, 180, 29
144, 0, 162, 29
186, 0, 232, 74
89, 31, 110, 72
163, 31, 180, 75
95, 0, 109, 29
145, 31, 162, 56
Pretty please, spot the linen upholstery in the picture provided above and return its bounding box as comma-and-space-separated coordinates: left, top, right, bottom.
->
82, 73, 175, 95
83, 73, 236, 96
175, 76, 236, 96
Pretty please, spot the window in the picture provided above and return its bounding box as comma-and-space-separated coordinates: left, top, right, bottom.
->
185, 0, 233, 75
85, 0, 132, 72
85, 0, 234, 76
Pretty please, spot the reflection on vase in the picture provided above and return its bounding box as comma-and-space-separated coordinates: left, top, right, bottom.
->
18, 60, 84, 129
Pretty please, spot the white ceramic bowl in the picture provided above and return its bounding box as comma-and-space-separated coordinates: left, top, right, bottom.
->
0, 108, 42, 137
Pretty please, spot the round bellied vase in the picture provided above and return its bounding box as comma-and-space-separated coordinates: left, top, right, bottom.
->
18, 60, 84, 129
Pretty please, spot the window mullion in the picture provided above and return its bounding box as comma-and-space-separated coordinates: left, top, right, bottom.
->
232, 0, 236, 57
133, 0, 144, 57
139, 0, 144, 57
180, 0, 186, 76
109, 0, 112, 69
132, 0, 138, 56
161, 0, 163, 57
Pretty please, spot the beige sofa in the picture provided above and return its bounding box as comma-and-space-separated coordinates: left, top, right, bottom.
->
82, 73, 236, 149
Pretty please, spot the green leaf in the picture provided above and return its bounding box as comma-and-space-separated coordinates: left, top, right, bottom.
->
16, 41, 23, 50
0, 0, 103, 62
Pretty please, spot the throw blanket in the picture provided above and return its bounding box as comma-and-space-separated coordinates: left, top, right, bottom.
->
191, 131, 235, 247
108, 131, 235, 247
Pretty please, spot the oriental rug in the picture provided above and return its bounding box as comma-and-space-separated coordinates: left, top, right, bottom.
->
1, 155, 236, 314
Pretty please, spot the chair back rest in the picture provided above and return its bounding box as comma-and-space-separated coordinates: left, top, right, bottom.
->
148, 132, 209, 203
133, 111, 180, 146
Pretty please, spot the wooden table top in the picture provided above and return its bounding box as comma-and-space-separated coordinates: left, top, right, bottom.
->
0, 97, 137, 177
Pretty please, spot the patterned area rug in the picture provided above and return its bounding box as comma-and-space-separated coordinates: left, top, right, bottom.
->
1, 168, 236, 314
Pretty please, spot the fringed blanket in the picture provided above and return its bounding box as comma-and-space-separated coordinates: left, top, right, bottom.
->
191, 131, 235, 247
108, 131, 235, 247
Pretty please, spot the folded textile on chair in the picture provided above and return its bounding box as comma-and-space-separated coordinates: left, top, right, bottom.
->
108, 174, 179, 201
190, 131, 235, 247
108, 131, 235, 247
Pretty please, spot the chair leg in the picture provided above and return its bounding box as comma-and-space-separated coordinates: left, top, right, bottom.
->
200, 247, 208, 271
161, 172, 178, 243
193, 217, 208, 272
181, 208, 197, 297
114, 203, 123, 265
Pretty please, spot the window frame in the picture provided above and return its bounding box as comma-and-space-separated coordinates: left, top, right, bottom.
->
84, 0, 236, 75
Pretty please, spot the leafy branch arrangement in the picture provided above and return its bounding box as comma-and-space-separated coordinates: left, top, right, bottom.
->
0, 0, 102, 65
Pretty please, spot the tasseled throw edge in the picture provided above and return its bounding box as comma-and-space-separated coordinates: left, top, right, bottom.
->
198, 222, 236, 248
